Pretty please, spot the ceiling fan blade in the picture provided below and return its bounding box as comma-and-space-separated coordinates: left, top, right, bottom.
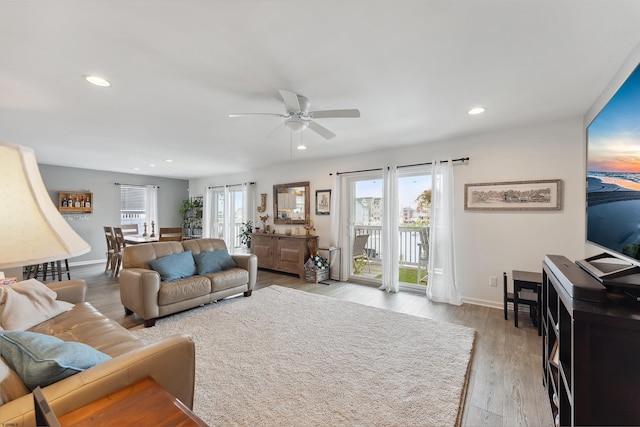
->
308, 121, 336, 140
228, 113, 287, 118
309, 109, 360, 119
279, 89, 301, 112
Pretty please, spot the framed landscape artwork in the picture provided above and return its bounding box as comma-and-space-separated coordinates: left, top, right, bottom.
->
316, 190, 331, 215
464, 179, 563, 211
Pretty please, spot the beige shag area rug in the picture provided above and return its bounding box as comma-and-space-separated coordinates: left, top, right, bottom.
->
132, 285, 475, 426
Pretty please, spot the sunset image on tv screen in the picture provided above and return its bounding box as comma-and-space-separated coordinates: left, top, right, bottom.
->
587, 63, 640, 260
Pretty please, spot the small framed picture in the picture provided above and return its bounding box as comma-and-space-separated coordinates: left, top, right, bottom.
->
316, 190, 331, 215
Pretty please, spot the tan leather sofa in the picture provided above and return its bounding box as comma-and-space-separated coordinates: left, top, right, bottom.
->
0, 280, 195, 426
120, 238, 257, 327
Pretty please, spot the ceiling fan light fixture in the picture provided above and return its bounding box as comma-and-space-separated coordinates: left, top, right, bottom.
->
285, 118, 309, 133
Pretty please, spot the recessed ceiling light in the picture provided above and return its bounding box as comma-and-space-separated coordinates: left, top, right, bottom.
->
467, 107, 486, 115
296, 144, 307, 150
133, 167, 141, 171
83, 75, 111, 87
148, 164, 156, 167
164, 159, 174, 163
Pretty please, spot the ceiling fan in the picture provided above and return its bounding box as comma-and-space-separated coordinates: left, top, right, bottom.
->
229, 90, 360, 140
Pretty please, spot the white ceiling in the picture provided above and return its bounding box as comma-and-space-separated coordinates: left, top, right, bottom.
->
1, 1, 640, 179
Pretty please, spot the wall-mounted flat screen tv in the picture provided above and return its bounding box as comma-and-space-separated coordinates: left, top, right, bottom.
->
585, 62, 640, 278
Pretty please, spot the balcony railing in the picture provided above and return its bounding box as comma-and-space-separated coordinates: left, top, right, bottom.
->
354, 225, 426, 266
209, 223, 244, 249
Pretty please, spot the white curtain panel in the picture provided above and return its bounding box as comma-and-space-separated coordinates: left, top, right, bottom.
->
145, 185, 158, 233
427, 160, 462, 305
330, 174, 344, 279
223, 186, 234, 251
379, 166, 400, 293
242, 182, 256, 225
203, 187, 225, 239
203, 187, 212, 238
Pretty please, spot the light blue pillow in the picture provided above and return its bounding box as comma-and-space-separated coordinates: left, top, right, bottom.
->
0, 331, 111, 391
148, 250, 197, 282
193, 250, 237, 275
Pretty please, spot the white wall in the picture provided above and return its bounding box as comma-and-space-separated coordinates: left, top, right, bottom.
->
40, 165, 189, 264
190, 117, 586, 307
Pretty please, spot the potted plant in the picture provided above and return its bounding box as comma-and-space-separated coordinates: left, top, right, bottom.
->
239, 220, 253, 248
179, 197, 203, 237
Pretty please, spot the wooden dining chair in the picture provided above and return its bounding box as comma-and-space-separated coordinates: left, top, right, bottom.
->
103, 226, 116, 276
112, 227, 127, 277
159, 227, 184, 242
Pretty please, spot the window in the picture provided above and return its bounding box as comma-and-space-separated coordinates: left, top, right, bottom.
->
120, 185, 147, 231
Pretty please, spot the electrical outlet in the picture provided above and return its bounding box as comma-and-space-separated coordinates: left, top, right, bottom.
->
489, 276, 497, 287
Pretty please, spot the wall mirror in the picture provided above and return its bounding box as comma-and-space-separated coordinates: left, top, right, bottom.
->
273, 181, 310, 224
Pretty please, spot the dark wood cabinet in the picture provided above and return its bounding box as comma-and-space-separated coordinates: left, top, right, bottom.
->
251, 234, 317, 279
542, 255, 640, 426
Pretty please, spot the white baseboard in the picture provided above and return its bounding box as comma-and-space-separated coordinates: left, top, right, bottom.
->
462, 297, 537, 312
68, 259, 106, 267
462, 296, 502, 309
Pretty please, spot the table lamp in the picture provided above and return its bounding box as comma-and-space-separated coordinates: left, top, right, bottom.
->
0, 141, 90, 274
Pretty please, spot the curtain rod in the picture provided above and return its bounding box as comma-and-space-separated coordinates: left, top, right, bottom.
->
207, 181, 255, 189
330, 157, 469, 176
114, 183, 160, 188
398, 156, 469, 169
330, 167, 383, 176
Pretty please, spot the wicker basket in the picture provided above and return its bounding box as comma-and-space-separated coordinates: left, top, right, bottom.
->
305, 268, 330, 283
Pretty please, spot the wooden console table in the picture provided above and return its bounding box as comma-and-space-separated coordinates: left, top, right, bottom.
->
59, 377, 207, 426
251, 233, 318, 279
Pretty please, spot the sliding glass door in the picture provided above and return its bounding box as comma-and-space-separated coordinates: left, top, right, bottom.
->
347, 173, 383, 284
205, 185, 244, 253
344, 168, 431, 289
397, 168, 432, 290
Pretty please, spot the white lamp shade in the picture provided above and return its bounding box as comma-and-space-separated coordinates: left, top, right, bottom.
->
0, 141, 91, 269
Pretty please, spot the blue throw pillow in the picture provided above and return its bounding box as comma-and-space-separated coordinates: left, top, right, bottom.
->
0, 331, 111, 391
193, 250, 237, 275
148, 250, 197, 282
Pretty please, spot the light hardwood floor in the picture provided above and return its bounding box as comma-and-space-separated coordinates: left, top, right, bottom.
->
71, 264, 553, 427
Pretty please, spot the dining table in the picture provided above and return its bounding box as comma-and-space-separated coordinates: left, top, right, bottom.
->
124, 235, 160, 245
